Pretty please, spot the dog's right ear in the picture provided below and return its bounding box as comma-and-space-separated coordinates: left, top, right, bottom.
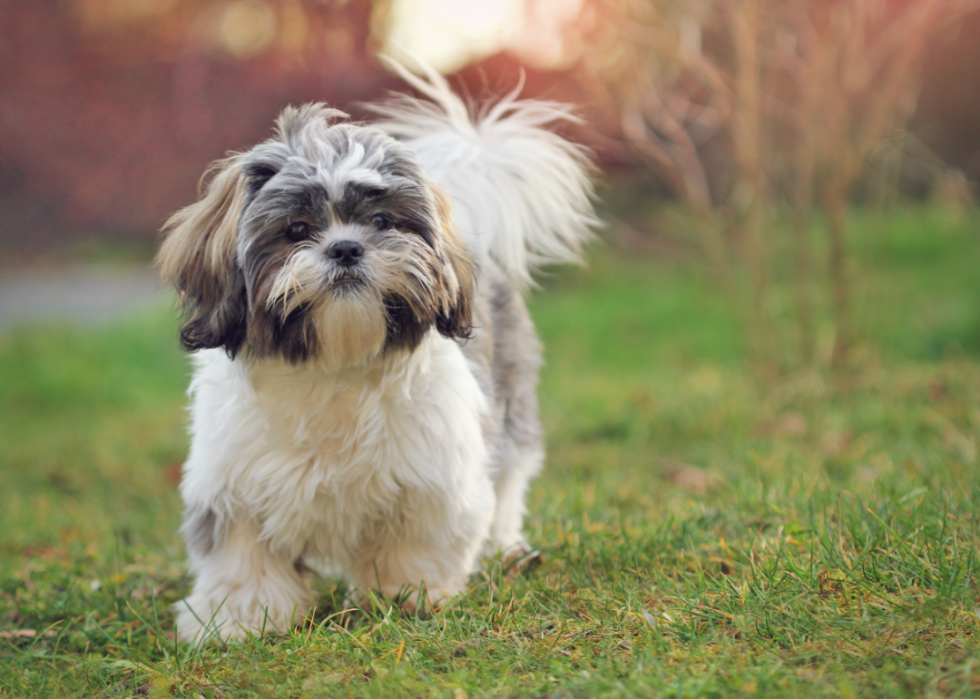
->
157, 155, 249, 356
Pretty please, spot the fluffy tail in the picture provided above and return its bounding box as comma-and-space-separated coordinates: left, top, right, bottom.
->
369, 58, 598, 289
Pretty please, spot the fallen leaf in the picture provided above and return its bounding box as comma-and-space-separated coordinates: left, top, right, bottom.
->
0, 629, 57, 639
665, 463, 720, 494
821, 431, 853, 456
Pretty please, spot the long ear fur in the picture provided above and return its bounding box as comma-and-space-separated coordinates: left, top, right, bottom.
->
157, 155, 248, 355
432, 187, 475, 340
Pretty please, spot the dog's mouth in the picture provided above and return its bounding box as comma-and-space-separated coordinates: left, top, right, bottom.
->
330, 274, 365, 293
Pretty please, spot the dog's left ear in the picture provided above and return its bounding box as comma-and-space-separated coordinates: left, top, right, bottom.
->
432, 187, 475, 340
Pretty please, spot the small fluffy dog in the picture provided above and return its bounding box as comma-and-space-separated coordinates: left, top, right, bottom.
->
158, 63, 596, 641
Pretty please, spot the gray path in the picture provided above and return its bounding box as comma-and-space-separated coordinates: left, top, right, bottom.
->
0, 265, 170, 329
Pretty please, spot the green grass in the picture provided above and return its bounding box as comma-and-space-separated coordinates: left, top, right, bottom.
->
2, 206, 980, 698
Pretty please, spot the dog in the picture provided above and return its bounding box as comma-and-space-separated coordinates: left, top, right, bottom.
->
158, 61, 596, 641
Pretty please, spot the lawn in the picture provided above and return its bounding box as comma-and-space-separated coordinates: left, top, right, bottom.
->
2, 206, 980, 698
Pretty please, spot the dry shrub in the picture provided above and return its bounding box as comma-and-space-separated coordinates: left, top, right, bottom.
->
575, 0, 979, 368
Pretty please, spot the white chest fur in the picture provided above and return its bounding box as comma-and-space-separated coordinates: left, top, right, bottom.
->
179, 333, 492, 568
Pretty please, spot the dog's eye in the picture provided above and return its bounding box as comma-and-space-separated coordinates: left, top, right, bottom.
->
371, 214, 390, 230
284, 222, 311, 242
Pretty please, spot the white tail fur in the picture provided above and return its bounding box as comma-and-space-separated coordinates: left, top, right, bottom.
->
369, 57, 598, 289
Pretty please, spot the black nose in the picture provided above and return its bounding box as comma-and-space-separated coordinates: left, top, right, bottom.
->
326, 240, 364, 267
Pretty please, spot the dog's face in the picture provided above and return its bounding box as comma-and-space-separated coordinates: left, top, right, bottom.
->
158, 104, 474, 368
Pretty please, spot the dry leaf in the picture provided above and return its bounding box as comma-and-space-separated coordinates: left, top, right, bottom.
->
665, 463, 720, 494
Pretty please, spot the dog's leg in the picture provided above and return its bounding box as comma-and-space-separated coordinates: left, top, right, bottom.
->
175, 518, 311, 642
487, 446, 543, 567
348, 491, 494, 611
474, 277, 545, 569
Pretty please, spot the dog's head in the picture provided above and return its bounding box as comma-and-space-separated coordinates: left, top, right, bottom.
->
158, 104, 474, 368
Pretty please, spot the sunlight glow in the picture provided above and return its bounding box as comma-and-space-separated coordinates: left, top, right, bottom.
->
383, 0, 585, 74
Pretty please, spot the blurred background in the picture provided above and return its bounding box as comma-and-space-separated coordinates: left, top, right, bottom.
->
1, 0, 978, 248
1, 0, 980, 368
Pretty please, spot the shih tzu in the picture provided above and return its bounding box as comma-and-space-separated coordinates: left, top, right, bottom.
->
158, 61, 596, 642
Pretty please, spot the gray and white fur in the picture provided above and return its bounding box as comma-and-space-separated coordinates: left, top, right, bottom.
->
158, 60, 596, 642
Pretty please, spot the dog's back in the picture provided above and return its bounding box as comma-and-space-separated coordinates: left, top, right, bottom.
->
371, 62, 597, 555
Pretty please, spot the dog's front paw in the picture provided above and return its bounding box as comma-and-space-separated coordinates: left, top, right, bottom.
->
345, 580, 454, 618
174, 596, 242, 643
174, 596, 305, 642
175, 582, 312, 642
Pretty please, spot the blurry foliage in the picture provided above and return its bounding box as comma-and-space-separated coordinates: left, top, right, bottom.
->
2, 0, 978, 371
573, 0, 980, 369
